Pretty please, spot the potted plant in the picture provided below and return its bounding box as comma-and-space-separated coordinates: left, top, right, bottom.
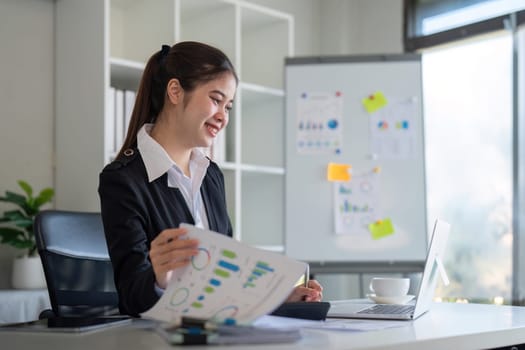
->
0, 180, 54, 289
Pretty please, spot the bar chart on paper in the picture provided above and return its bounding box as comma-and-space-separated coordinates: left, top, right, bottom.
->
141, 224, 306, 324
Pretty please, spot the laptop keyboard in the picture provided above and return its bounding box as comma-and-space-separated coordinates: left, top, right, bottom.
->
357, 304, 415, 315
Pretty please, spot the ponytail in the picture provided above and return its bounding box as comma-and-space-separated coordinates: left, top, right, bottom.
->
116, 50, 165, 159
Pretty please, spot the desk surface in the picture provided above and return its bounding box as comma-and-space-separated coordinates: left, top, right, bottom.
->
1, 302, 525, 350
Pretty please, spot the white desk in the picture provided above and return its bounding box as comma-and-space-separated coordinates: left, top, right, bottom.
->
1, 302, 525, 350
0, 289, 51, 324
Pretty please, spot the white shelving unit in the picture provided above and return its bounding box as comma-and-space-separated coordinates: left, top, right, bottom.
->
55, 0, 293, 249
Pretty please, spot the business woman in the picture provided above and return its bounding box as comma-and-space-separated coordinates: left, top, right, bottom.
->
98, 41, 322, 316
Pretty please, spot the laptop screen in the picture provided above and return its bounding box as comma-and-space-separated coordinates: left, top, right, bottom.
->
413, 219, 450, 318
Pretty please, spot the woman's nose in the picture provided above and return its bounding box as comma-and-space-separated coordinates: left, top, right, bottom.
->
215, 109, 228, 123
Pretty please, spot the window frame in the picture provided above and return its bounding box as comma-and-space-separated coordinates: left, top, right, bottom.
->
403, 0, 525, 52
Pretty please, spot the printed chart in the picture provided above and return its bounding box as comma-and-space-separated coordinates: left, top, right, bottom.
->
296, 91, 344, 155
141, 224, 306, 324
368, 97, 417, 159
333, 170, 381, 235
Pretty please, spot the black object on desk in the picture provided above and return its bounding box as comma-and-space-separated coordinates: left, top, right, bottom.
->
0, 316, 132, 333
156, 316, 302, 345
270, 301, 331, 320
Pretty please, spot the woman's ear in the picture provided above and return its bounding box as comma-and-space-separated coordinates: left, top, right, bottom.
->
166, 78, 183, 105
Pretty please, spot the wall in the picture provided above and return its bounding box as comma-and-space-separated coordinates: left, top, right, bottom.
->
319, 0, 403, 55
0, 0, 403, 294
250, 0, 403, 55
0, 0, 55, 288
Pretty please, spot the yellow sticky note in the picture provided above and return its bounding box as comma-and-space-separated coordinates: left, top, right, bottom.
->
368, 218, 395, 240
362, 91, 388, 114
327, 163, 351, 182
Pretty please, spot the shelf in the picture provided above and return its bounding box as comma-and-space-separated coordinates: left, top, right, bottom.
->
239, 163, 284, 175
219, 162, 237, 171
252, 245, 285, 253
240, 82, 284, 97
54, 0, 293, 245
219, 162, 284, 175
110, 57, 143, 90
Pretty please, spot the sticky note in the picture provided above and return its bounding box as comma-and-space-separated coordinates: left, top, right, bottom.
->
327, 163, 351, 182
362, 91, 388, 114
368, 218, 394, 239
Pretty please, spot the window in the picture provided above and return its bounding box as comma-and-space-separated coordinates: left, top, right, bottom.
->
405, 0, 525, 304
423, 33, 513, 303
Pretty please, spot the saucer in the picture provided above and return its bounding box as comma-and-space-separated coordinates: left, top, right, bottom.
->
367, 294, 415, 305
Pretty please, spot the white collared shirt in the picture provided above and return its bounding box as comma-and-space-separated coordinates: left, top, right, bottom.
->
137, 124, 210, 229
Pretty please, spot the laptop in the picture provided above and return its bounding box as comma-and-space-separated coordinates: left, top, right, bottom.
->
327, 219, 451, 320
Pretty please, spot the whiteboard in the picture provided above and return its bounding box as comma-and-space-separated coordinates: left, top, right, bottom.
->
285, 54, 428, 265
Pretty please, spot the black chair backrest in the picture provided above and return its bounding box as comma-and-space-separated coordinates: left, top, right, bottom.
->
34, 210, 119, 317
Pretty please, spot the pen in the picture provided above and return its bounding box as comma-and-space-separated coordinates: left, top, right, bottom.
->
304, 263, 310, 288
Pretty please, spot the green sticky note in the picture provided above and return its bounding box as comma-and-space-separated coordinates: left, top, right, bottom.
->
362, 91, 388, 114
369, 218, 395, 240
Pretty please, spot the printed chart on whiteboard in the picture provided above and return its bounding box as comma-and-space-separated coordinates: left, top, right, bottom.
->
296, 91, 344, 155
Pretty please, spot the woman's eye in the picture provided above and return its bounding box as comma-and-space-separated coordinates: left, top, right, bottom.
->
211, 97, 220, 104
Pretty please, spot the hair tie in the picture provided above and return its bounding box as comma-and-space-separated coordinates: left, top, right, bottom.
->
160, 44, 170, 57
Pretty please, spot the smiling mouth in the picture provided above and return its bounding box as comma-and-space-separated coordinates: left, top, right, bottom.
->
206, 123, 220, 137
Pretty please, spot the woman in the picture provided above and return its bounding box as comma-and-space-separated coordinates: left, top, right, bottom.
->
99, 41, 322, 317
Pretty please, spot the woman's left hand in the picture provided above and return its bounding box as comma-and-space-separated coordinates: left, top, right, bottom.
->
286, 279, 323, 302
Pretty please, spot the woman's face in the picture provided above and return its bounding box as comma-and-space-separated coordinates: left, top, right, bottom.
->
177, 72, 237, 149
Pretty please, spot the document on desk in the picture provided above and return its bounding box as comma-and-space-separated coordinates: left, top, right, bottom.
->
141, 224, 306, 324
254, 315, 408, 332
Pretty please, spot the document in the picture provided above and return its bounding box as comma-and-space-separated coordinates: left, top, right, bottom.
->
141, 224, 306, 324
254, 314, 407, 332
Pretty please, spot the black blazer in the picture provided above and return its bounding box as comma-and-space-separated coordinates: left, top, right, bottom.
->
98, 148, 232, 316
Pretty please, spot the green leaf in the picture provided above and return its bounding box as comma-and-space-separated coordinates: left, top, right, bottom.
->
0, 181, 50, 255
0, 191, 27, 207
3, 209, 28, 221
10, 239, 34, 250
34, 188, 54, 208
0, 227, 26, 244
0, 210, 32, 229
17, 180, 33, 198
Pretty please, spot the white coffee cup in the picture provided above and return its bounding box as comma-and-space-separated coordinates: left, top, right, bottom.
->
369, 277, 410, 297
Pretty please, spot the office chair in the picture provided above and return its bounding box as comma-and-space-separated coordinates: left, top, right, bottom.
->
34, 210, 119, 318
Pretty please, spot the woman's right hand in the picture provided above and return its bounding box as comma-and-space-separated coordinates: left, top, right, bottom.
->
149, 227, 199, 289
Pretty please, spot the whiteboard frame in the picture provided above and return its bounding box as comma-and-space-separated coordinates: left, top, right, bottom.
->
284, 54, 428, 271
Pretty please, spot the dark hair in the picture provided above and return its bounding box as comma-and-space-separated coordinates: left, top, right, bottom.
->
116, 41, 238, 159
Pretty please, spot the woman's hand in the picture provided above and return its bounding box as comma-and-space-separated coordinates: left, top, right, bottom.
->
286, 279, 323, 302
149, 227, 199, 289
